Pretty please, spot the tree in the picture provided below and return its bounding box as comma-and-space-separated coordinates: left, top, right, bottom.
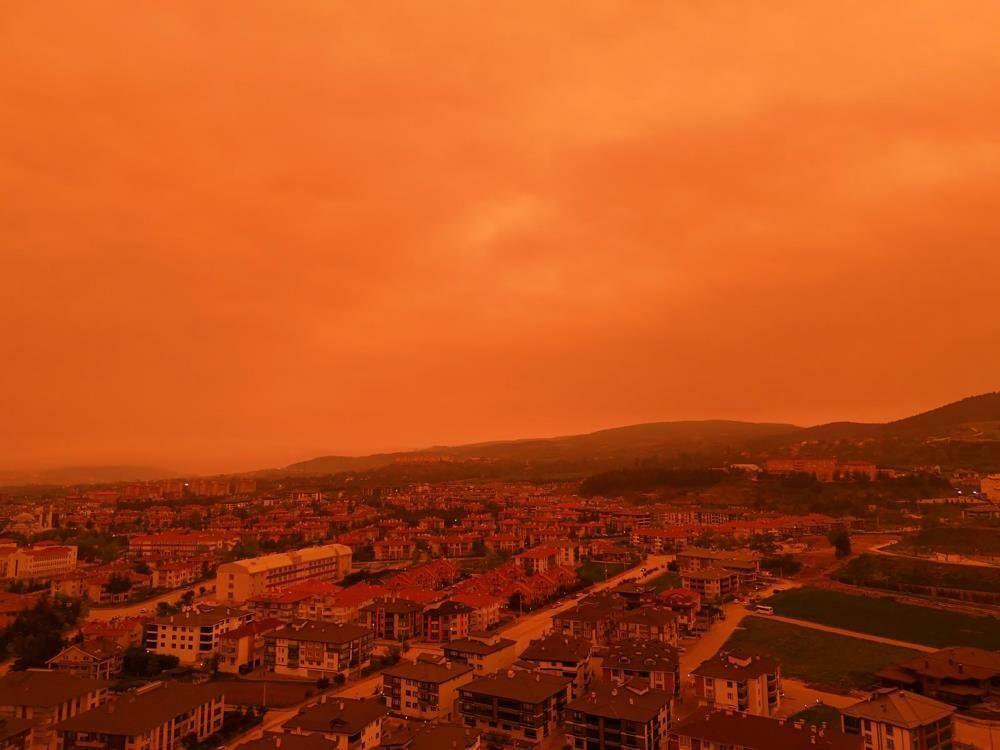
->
106, 574, 134, 595
132, 561, 152, 576
828, 529, 853, 558
156, 601, 181, 617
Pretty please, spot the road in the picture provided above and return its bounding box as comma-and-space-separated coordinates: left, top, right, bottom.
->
87, 588, 216, 621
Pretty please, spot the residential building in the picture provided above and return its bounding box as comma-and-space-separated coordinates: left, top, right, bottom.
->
0, 718, 34, 750
616, 607, 679, 646
361, 600, 423, 642
679, 568, 738, 601
46, 639, 125, 680
423, 602, 474, 643
514, 548, 560, 576
216, 545, 353, 603
282, 698, 388, 750
54, 682, 224, 750
0, 671, 109, 750
566, 679, 672, 750
450, 594, 504, 631
602, 641, 680, 696
878, 647, 1000, 708
675, 549, 760, 586
381, 656, 476, 720
842, 689, 955, 750
518, 633, 593, 699
691, 651, 781, 717
443, 636, 517, 675
264, 620, 372, 680
670, 708, 861, 750
374, 540, 417, 562
127, 533, 236, 559
379, 722, 481, 750
143, 605, 253, 664
552, 605, 617, 645
217, 618, 282, 674
0, 546, 77, 582
458, 670, 570, 747
765, 458, 838, 482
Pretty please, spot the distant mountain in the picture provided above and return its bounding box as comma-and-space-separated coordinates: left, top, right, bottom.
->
0, 465, 177, 487
283, 420, 801, 476
284, 392, 1000, 477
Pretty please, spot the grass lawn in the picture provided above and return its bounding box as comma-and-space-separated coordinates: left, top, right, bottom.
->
764, 587, 1000, 649
650, 571, 681, 592
788, 703, 843, 727
894, 527, 1000, 555
577, 560, 630, 584
723, 616, 921, 692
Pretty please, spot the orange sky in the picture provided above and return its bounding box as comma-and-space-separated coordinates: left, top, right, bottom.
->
3, 1, 999, 474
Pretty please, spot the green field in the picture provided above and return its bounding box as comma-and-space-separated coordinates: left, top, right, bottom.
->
577, 560, 631, 584
723, 616, 921, 692
836, 553, 1000, 596
893, 527, 1000, 555
788, 703, 843, 728
649, 571, 681, 592
766, 587, 1000, 649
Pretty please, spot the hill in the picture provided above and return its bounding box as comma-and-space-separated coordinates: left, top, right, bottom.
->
0, 465, 177, 487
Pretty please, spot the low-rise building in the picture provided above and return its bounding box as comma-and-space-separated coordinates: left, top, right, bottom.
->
842, 689, 955, 750
218, 618, 282, 674
678, 568, 738, 601
381, 657, 476, 721
46, 639, 125, 680
423, 602, 474, 643
264, 620, 372, 680
518, 633, 593, 699
458, 670, 570, 748
443, 636, 517, 675
0, 546, 77, 582
615, 607, 679, 646
552, 605, 617, 645
143, 605, 253, 664
566, 679, 672, 750
361, 600, 423, 642
54, 682, 225, 750
450, 594, 504, 631
691, 651, 781, 717
282, 698, 388, 750
0, 671, 109, 750
877, 647, 1000, 708
602, 641, 680, 697
379, 722, 480, 750
0, 718, 34, 750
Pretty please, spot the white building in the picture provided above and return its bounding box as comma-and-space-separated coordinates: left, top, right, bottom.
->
216, 544, 352, 603
0, 544, 77, 581
143, 605, 253, 664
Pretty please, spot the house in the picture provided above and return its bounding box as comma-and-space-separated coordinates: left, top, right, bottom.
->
46, 639, 125, 680
301, 584, 386, 624
514, 548, 560, 576
841, 689, 955, 750
457, 670, 570, 748
566, 679, 672, 750
876, 647, 1000, 707
216, 545, 353, 603
602, 641, 680, 696
381, 656, 476, 720
143, 605, 253, 664
247, 590, 315, 621
54, 682, 225, 750
264, 620, 372, 679
691, 651, 781, 717
374, 540, 417, 562
282, 698, 388, 750
443, 636, 517, 675
670, 708, 861, 750
361, 600, 423, 642
656, 590, 701, 633
0, 671, 109, 750
149, 560, 201, 590
518, 633, 593, 699
423, 602, 474, 643
217, 618, 282, 674
675, 549, 760, 587
616, 606, 679, 646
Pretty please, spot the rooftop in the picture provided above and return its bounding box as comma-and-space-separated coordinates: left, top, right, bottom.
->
0, 671, 110, 708
284, 698, 388, 736
842, 689, 955, 729
55, 683, 224, 737
460, 670, 570, 704
568, 679, 670, 723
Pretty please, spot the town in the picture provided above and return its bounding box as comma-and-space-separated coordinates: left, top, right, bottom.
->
0, 457, 999, 750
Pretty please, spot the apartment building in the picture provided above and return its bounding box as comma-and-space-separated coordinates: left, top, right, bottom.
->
450, 594, 504, 631
128, 533, 237, 559
264, 620, 372, 680
691, 651, 781, 717
361, 600, 423, 641
423, 602, 474, 643
216, 545, 353, 603
46, 639, 125, 680
765, 458, 838, 482
679, 568, 738, 601
616, 607, 679, 646
443, 636, 517, 675
566, 679, 672, 750
842, 689, 955, 750
552, 604, 617, 645
217, 618, 282, 674
0, 718, 33, 750
374, 540, 417, 562
381, 657, 475, 720
282, 698, 388, 750
518, 633, 593, 699
877, 647, 1000, 708
602, 641, 680, 696
675, 549, 760, 586
143, 605, 253, 664
54, 682, 224, 750
0, 671, 109, 750
458, 671, 570, 747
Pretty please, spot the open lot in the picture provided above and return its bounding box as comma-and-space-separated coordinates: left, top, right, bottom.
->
649, 570, 681, 592
835, 553, 1000, 603
722, 616, 921, 692
893, 527, 1000, 555
577, 560, 631, 584
765, 587, 1000, 649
